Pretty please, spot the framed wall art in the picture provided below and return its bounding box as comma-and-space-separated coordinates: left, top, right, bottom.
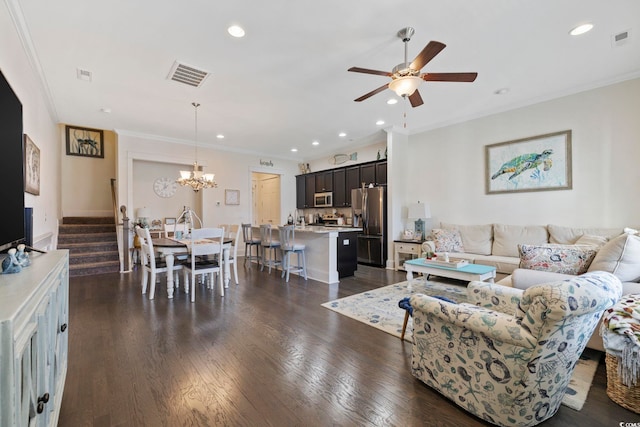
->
65, 125, 104, 158
24, 134, 40, 195
485, 130, 572, 194
225, 189, 240, 205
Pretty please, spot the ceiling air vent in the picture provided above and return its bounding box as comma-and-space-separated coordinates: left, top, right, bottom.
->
76, 68, 92, 82
167, 61, 210, 87
612, 29, 631, 47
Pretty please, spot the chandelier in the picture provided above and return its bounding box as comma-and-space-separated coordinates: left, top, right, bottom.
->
177, 102, 217, 192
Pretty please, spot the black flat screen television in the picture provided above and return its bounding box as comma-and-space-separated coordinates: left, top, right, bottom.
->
0, 69, 25, 253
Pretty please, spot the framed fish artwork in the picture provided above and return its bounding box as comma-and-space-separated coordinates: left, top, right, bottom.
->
485, 130, 572, 194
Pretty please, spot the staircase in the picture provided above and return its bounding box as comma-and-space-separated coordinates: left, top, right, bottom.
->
57, 217, 120, 277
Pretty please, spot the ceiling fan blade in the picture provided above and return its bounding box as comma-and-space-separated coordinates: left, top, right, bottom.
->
422, 72, 478, 82
354, 83, 389, 102
410, 41, 446, 71
348, 67, 392, 77
408, 90, 424, 108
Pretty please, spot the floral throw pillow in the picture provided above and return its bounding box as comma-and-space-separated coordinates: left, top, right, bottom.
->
518, 243, 598, 275
431, 228, 464, 253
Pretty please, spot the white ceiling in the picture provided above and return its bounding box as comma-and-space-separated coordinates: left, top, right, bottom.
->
12, 0, 640, 161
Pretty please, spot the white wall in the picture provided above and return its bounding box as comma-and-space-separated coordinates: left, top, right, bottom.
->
404, 78, 640, 230
60, 126, 116, 217
116, 132, 300, 230
1, 1, 60, 248
132, 160, 200, 224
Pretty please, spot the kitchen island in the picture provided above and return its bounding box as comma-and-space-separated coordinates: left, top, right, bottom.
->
252, 225, 361, 284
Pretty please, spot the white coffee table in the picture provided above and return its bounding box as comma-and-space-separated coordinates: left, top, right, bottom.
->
404, 258, 496, 283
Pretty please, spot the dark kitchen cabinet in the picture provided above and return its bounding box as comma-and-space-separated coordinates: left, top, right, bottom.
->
360, 164, 376, 187
296, 175, 306, 209
333, 169, 347, 207
315, 171, 333, 193
295, 159, 386, 209
345, 166, 360, 205
337, 231, 358, 278
376, 161, 387, 185
305, 174, 315, 208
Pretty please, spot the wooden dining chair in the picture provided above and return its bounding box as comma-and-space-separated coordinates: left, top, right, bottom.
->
227, 224, 241, 285
181, 227, 225, 302
135, 226, 182, 300
164, 223, 187, 238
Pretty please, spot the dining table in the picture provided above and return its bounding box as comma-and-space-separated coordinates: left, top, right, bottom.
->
152, 237, 233, 299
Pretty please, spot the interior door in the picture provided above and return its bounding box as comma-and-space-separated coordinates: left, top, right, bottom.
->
253, 173, 281, 225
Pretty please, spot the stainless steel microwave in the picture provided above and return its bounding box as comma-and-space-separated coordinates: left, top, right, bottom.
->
314, 192, 333, 207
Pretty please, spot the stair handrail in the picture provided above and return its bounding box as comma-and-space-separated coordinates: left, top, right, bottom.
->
110, 178, 131, 272
110, 178, 118, 224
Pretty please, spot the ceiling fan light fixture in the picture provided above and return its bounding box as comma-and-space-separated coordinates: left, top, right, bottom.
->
389, 76, 422, 97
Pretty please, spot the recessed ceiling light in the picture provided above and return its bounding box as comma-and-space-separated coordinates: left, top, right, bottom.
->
569, 23, 593, 36
338, 132, 346, 137
312, 141, 319, 146
387, 98, 398, 105
494, 88, 510, 95
100, 107, 111, 113
216, 134, 224, 139
228, 25, 245, 38
376, 120, 385, 126
291, 148, 298, 152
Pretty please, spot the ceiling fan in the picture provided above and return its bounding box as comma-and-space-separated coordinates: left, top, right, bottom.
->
348, 27, 478, 107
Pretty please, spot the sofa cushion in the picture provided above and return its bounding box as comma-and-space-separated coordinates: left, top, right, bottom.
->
510, 268, 576, 290
470, 254, 520, 275
441, 222, 492, 255
575, 234, 609, 248
548, 224, 622, 244
431, 228, 464, 252
518, 243, 598, 275
588, 233, 640, 282
492, 224, 548, 257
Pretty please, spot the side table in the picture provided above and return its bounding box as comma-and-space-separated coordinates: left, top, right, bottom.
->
394, 240, 423, 271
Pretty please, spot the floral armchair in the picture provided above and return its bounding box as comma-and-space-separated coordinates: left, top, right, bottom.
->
410, 271, 622, 427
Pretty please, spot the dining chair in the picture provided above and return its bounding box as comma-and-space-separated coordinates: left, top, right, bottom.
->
259, 224, 281, 274
242, 223, 261, 266
226, 224, 241, 285
181, 227, 225, 302
135, 226, 182, 300
164, 222, 187, 239
279, 225, 307, 282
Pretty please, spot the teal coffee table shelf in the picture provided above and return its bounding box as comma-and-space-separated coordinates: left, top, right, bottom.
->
404, 258, 496, 283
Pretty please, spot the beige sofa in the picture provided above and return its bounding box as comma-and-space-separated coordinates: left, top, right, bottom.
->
427, 222, 629, 274
427, 222, 640, 351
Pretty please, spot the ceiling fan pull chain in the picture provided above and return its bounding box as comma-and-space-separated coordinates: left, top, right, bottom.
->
403, 98, 408, 129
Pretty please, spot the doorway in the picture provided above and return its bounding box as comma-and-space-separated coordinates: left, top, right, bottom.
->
251, 172, 281, 226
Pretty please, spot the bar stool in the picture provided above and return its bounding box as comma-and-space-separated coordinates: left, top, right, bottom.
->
242, 223, 261, 266
259, 224, 281, 274
279, 225, 307, 282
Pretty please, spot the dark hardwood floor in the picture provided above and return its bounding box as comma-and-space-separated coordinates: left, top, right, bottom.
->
59, 261, 638, 426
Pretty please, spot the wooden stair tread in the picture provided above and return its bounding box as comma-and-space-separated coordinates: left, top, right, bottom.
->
59, 216, 120, 277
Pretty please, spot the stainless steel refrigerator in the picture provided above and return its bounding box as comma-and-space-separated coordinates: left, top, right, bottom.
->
351, 186, 386, 267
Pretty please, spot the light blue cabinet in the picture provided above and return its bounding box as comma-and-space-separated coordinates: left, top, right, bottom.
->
0, 250, 69, 427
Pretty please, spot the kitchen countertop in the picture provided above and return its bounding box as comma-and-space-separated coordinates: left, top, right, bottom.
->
294, 225, 362, 233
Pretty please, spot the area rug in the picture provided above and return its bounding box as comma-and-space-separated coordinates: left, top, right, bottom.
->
321, 278, 601, 411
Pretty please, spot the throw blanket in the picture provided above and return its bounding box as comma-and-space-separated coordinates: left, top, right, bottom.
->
602, 294, 640, 386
